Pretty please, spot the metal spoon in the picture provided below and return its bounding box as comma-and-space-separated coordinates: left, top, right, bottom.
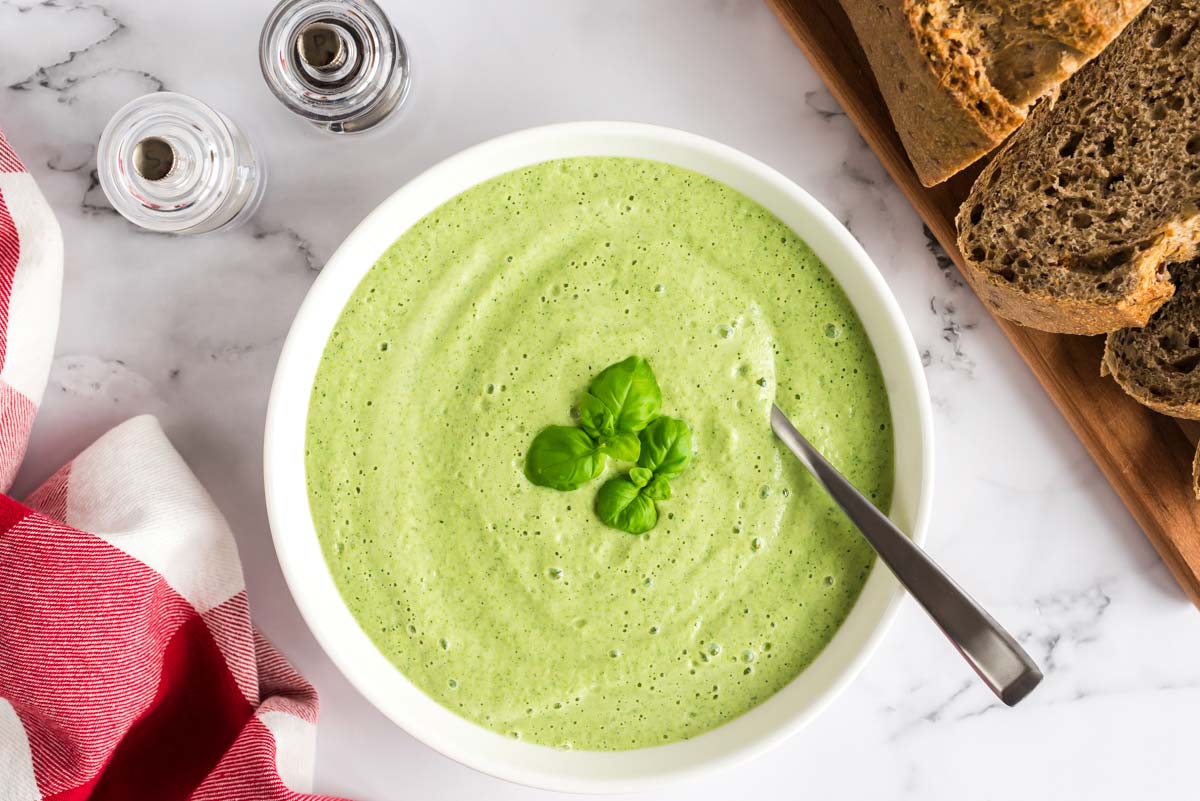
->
770, 405, 1042, 706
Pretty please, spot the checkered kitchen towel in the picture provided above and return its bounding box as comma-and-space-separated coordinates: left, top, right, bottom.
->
0, 132, 343, 799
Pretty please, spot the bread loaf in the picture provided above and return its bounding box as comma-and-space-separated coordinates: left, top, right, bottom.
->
841, 0, 1150, 186
956, 0, 1200, 334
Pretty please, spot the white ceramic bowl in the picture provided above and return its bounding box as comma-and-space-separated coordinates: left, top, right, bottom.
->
264, 122, 933, 794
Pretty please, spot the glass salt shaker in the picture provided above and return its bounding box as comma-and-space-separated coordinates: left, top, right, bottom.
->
259, 0, 412, 134
96, 92, 266, 235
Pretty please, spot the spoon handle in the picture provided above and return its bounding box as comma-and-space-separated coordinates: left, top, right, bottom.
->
770, 405, 1042, 706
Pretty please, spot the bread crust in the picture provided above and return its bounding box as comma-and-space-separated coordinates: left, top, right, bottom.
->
1193, 441, 1200, 499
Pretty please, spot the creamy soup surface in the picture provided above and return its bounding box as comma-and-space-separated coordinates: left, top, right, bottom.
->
306, 157, 893, 750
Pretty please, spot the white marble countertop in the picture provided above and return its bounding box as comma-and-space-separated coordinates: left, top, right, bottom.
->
4, 0, 1199, 798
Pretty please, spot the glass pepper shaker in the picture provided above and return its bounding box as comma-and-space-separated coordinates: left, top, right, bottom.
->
96, 92, 266, 234
259, 0, 412, 134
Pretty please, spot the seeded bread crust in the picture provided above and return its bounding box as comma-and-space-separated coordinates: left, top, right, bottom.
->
957, 0, 1200, 335
1193, 441, 1200, 498
841, 0, 1151, 187
1103, 261, 1200, 417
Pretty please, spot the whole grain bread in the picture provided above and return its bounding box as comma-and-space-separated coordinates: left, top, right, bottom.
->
956, 0, 1200, 335
840, 0, 1150, 186
1103, 260, 1200, 417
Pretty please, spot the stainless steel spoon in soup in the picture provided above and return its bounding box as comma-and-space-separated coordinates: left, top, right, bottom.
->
770, 405, 1043, 705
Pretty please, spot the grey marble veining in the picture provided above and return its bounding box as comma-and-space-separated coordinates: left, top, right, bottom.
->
3, 1, 1199, 799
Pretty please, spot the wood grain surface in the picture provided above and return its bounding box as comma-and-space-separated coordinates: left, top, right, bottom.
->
766, 0, 1200, 607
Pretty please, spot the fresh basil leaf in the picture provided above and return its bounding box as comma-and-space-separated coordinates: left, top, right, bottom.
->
602, 432, 641, 462
637, 416, 692, 479
629, 466, 653, 488
594, 475, 658, 534
586, 356, 662, 435
643, 475, 671, 501
578, 393, 615, 440
524, 426, 605, 490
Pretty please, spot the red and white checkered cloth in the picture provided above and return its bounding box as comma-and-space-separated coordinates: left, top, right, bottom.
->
0, 131, 344, 799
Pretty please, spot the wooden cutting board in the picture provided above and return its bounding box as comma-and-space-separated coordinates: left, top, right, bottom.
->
766, 0, 1200, 608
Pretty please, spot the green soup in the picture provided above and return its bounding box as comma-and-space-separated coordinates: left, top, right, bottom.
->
306, 157, 893, 750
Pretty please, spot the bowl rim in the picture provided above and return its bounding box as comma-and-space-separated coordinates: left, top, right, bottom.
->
264, 121, 934, 794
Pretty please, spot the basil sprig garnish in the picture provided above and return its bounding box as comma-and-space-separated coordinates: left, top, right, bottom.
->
524, 356, 692, 535
525, 356, 660, 490
595, 416, 692, 534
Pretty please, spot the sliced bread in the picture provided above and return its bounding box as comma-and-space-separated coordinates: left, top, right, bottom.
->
1103, 259, 1200, 417
956, 0, 1200, 335
840, 0, 1150, 187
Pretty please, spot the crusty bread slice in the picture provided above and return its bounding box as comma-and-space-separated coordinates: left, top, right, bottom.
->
841, 0, 1150, 187
1103, 260, 1200, 417
956, 0, 1200, 335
